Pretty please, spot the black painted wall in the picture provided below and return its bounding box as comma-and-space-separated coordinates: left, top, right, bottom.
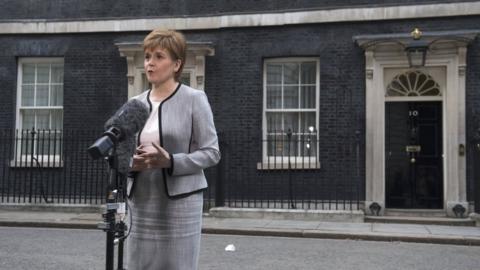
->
0, 14, 479, 204
0, 0, 477, 20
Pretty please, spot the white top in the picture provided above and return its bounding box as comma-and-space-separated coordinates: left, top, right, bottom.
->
139, 100, 161, 147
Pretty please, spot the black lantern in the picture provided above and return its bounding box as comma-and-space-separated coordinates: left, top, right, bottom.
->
405, 28, 429, 68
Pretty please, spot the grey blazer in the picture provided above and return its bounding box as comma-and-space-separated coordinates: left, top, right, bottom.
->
129, 83, 220, 198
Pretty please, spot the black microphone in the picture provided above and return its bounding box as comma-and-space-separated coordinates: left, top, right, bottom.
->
88, 99, 149, 174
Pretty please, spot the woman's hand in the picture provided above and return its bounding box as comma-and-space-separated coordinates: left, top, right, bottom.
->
131, 142, 171, 171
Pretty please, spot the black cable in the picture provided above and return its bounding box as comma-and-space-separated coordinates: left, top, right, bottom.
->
32, 156, 53, 204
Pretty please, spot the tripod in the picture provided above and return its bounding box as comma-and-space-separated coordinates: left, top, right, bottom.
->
97, 148, 128, 270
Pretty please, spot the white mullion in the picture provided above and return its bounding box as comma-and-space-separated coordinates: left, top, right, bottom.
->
33, 63, 38, 133
17, 63, 23, 132
281, 64, 285, 133
297, 110, 302, 155
281, 63, 284, 114
316, 59, 320, 159
297, 62, 302, 157
298, 63, 301, 110
48, 64, 52, 108
33, 64, 37, 113
263, 61, 267, 162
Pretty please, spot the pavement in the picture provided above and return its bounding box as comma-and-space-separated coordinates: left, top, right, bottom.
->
0, 206, 480, 246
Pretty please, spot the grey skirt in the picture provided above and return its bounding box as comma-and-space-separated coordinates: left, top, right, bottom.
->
126, 169, 203, 270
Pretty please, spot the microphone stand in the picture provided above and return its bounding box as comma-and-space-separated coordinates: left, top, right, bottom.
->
97, 144, 127, 270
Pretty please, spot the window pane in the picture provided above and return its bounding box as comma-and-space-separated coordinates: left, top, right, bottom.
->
40, 130, 62, 156
37, 64, 50, 83
266, 112, 282, 132
36, 131, 48, 156
299, 112, 317, 157
20, 129, 33, 156
22, 64, 36, 84
51, 64, 63, 83
36, 85, 49, 106
301, 134, 317, 157
51, 85, 63, 106
266, 86, 282, 109
21, 85, 35, 106
267, 133, 285, 157
300, 86, 316, 109
284, 112, 299, 133
51, 131, 63, 156
266, 64, 282, 84
180, 72, 191, 86
284, 63, 299, 85
37, 110, 50, 130
301, 62, 316, 84
288, 134, 299, 156
22, 110, 35, 130
51, 110, 63, 130
283, 86, 299, 109
300, 112, 316, 133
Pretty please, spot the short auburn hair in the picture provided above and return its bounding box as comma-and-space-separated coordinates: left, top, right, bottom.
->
143, 29, 186, 81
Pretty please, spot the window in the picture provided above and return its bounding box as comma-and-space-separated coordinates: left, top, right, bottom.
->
262, 58, 320, 169
141, 72, 152, 91
179, 70, 193, 87
15, 58, 64, 165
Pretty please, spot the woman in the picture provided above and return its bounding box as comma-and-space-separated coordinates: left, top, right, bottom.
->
126, 29, 220, 270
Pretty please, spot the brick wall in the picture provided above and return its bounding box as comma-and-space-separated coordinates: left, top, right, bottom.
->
0, 0, 477, 20
0, 14, 479, 203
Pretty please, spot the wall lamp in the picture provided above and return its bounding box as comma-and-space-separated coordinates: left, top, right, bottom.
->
405, 28, 429, 68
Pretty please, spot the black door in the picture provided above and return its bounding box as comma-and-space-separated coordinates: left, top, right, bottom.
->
385, 102, 443, 209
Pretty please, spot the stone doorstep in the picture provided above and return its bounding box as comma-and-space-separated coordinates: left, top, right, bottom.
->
470, 213, 480, 227
209, 207, 365, 223
365, 215, 476, 226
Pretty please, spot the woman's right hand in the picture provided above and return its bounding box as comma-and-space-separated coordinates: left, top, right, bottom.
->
130, 143, 171, 171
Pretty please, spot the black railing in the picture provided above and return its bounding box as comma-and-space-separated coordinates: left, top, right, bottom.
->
1, 128, 361, 211
204, 129, 361, 211
0, 129, 108, 204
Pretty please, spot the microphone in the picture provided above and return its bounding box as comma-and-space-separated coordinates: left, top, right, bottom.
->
88, 99, 149, 174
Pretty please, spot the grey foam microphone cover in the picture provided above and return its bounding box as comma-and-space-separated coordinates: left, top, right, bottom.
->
104, 99, 150, 175
104, 99, 150, 140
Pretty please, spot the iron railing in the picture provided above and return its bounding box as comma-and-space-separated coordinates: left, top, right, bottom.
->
206, 129, 361, 210
1, 128, 361, 210
0, 129, 108, 204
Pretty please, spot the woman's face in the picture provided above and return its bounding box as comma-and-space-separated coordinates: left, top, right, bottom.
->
144, 46, 181, 86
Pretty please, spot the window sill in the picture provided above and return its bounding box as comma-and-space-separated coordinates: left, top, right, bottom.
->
256, 161, 321, 170
9, 159, 64, 168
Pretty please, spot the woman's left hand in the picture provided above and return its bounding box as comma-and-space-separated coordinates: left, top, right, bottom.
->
131, 142, 171, 171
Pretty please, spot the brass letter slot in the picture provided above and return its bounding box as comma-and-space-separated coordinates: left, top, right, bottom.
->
406, 145, 421, 153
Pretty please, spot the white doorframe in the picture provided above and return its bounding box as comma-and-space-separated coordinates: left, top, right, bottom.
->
364, 45, 468, 217
115, 42, 215, 98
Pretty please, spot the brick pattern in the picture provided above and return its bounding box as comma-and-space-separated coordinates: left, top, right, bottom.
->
0, 0, 477, 20
0, 15, 479, 203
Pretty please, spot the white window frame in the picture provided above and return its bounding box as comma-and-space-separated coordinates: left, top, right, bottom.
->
13, 57, 64, 167
260, 57, 320, 169
180, 68, 196, 88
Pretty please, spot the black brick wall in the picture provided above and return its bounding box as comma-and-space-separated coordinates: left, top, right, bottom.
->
1, 14, 479, 204
0, 34, 128, 131
0, 0, 477, 20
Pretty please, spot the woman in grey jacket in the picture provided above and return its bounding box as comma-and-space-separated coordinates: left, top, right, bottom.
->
126, 29, 220, 270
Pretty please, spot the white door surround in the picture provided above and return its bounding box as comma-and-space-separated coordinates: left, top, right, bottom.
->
115, 41, 215, 98
355, 30, 477, 217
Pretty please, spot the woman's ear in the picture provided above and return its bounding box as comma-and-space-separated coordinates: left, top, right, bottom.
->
174, 59, 182, 72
